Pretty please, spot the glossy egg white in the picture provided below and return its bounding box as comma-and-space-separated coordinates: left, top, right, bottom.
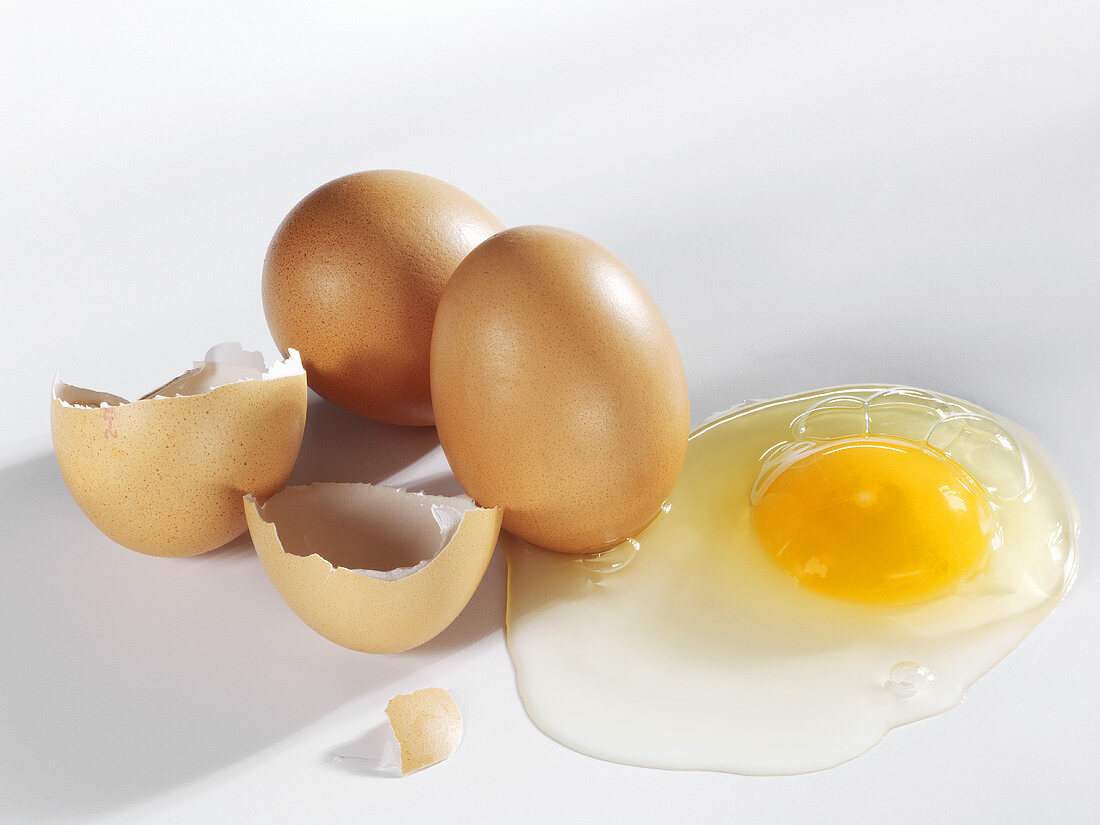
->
504, 386, 1079, 774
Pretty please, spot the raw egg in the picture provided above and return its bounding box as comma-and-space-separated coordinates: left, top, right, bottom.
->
263, 170, 504, 425
52, 343, 307, 557
431, 226, 690, 553
505, 386, 1078, 774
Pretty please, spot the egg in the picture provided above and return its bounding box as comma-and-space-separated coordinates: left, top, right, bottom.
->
52, 343, 307, 557
430, 226, 690, 553
263, 170, 504, 425
244, 483, 502, 653
504, 385, 1078, 774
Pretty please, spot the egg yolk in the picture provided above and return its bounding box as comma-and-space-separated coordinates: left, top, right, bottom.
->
751, 437, 993, 605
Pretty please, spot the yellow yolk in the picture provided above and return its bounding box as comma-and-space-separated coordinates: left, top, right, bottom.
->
751, 437, 993, 605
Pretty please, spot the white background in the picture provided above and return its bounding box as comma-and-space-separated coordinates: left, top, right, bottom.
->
2, 1, 1097, 822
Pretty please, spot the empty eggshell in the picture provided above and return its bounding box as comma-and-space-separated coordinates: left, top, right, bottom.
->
385, 688, 463, 774
244, 484, 502, 653
52, 343, 307, 557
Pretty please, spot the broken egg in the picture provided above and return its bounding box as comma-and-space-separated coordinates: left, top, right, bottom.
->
506, 386, 1079, 774
244, 484, 502, 653
51, 343, 307, 557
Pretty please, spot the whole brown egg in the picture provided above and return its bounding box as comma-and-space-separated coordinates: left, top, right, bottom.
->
430, 226, 690, 553
263, 170, 504, 425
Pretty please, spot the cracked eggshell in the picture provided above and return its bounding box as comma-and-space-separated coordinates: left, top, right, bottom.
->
386, 688, 463, 775
51, 344, 308, 557
244, 484, 502, 653
262, 170, 505, 426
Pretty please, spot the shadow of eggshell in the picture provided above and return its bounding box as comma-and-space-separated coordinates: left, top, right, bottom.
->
386, 688, 463, 774
244, 483, 502, 653
51, 343, 308, 557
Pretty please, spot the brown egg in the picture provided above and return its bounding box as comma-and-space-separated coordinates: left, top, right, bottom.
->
430, 226, 690, 553
263, 170, 505, 426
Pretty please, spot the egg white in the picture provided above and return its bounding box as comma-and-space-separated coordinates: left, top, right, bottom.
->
505, 385, 1078, 774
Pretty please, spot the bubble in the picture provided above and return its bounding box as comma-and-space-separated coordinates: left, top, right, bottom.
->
927, 413, 1033, 501
792, 394, 868, 440
885, 662, 935, 698
582, 538, 640, 580
865, 387, 960, 443
783, 388, 1031, 502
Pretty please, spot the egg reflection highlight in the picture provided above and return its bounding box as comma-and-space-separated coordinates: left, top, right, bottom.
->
504, 385, 1078, 775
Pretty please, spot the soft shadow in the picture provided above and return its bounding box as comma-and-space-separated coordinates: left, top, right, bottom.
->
0, 428, 500, 821
326, 722, 403, 778
419, 540, 506, 655
199, 530, 257, 557
288, 392, 441, 486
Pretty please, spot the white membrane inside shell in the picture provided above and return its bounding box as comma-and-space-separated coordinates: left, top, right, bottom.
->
257, 484, 478, 580
52, 343, 304, 407
505, 385, 1079, 775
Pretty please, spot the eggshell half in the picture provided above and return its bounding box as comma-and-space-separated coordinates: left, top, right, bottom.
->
263, 170, 505, 425
430, 225, 690, 553
386, 688, 463, 775
244, 484, 502, 653
52, 344, 307, 557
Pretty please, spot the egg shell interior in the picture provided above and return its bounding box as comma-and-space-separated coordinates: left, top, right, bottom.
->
244, 484, 502, 653
51, 345, 307, 557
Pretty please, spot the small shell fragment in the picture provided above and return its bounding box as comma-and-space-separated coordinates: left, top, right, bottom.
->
385, 688, 463, 775
51, 343, 307, 557
244, 483, 501, 653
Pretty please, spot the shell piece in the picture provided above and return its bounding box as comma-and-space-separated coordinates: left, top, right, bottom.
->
51, 344, 307, 557
385, 688, 463, 775
244, 484, 502, 653
262, 170, 505, 426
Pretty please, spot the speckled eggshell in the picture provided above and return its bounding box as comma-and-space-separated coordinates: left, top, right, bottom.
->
52, 373, 307, 557
430, 225, 690, 553
385, 688, 463, 774
262, 170, 505, 425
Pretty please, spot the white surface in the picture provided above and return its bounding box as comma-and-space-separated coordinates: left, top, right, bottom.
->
1, 1, 1097, 823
